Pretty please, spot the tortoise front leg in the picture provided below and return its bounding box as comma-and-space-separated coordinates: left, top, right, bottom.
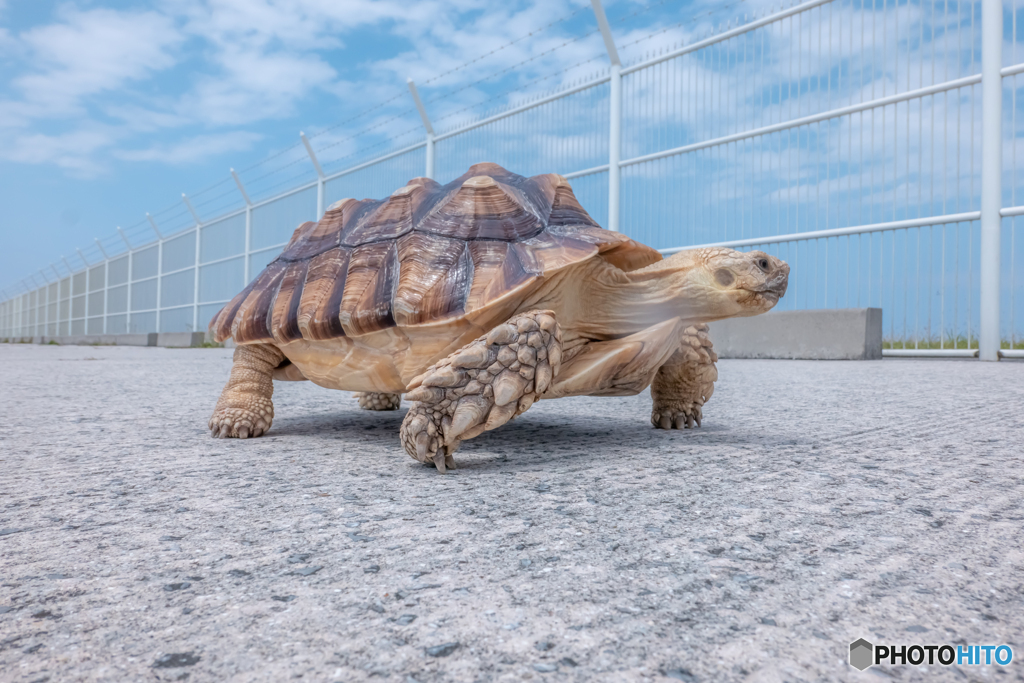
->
400, 310, 562, 473
209, 343, 285, 438
651, 323, 718, 429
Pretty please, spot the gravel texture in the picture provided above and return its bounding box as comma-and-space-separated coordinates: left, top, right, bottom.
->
0, 343, 1022, 682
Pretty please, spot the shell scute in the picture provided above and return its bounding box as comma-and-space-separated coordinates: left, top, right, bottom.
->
279, 203, 346, 261
393, 232, 471, 326
298, 247, 350, 340
415, 176, 544, 241
518, 231, 600, 275
340, 241, 398, 336
230, 261, 286, 343
340, 198, 399, 247
271, 261, 309, 343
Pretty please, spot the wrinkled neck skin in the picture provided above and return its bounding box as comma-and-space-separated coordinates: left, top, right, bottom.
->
539, 257, 752, 341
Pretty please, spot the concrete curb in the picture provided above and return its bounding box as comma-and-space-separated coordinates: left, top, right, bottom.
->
711, 308, 883, 360
1, 332, 213, 348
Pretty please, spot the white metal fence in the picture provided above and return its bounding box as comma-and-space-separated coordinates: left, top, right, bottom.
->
3, 0, 1023, 359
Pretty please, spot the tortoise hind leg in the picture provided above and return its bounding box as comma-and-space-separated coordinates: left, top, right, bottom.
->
400, 310, 562, 473
353, 392, 402, 411
209, 343, 285, 438
651, 324, 718, 429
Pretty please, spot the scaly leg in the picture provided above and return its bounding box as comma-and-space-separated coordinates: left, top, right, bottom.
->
650, 323, 718, 429
209, 343, 284, 438
400, 310, 562, 473
353, 392, 401, 411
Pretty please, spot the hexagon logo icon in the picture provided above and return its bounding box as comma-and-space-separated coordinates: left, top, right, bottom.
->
849, 638, 874, 671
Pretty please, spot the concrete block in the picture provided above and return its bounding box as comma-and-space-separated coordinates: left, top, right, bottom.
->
156, 332, 206, 348
56, 335, 117, 346
115, 333, 158, 347
710, 308, 882, 360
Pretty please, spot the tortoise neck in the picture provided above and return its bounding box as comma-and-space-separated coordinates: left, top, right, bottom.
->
566, 260, 690, 338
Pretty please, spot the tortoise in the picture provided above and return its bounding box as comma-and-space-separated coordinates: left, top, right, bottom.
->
208, 162, 789, 472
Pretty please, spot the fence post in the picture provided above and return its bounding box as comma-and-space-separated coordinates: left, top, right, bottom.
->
244, 205, 252, 285
407, 79, 435, 180
117, 229, 132, 335
84, 259, 90, 337
147, 214, 163, 335
181, 194, 204, 334
94, 238, 109, 334
41, 275, 48, 340
979, 0, 1003, 361
231, 169, 255, 287
299, 134, 325, 217
591, 0, 621, 232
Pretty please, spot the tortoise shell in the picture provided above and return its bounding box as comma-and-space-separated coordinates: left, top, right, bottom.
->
211, 162, 661, 344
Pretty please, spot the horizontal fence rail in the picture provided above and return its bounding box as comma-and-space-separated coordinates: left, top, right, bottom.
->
3, 0, 1023, 359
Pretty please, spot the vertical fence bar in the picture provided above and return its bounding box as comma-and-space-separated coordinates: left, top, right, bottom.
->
232, 169, 255, 287
94, 239, 109, 335
592, 0, 621, 232
193, 226, 201, 333
42, 274, 49, 340
84, 261, 90, 337
148, 214, 164, 334
980, 0, 1003, 360
181, 194, 203, 334
127, 250, 134, 334
407, 80, 435, 180
156, 240, 163, 334
244, 205, 252, 285
117, 228, 133, 335
608, 63, 622, 233
299, 135, 325, 217
425, 134, 435, 181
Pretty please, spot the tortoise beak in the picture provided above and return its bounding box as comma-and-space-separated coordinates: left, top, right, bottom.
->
767, 260, 789, 298
756, 257, 789, 298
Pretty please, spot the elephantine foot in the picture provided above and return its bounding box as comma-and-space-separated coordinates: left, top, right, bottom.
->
208, 342, 281, 439
353, 392, 401, 411
209, 400, 273, 439
651, 403, 702, 430
400, 310, 562, 472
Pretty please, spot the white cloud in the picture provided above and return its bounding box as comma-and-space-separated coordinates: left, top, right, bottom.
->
1, 128, 115, 175
11, 8, 181, 119
182, 46, 337, 125
114, 131, 263, 164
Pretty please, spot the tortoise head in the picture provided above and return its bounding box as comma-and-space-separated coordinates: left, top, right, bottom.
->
628, 247, 789, 321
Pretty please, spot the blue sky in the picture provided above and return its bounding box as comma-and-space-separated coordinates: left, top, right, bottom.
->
0, 0, 735, 295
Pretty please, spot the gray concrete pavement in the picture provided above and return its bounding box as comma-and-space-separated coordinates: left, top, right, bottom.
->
0, 344, 1022, 683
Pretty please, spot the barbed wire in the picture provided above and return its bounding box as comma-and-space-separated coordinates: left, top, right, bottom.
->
193, 185, 244, 212
617, 0, 752, 54
318, 123, 425, 174
432, 59, 608, 128
424, 28, 602, 106
312, 109, 420, 156
422, 5, 590, 87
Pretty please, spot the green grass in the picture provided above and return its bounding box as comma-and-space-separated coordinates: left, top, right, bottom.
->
883, 337, 1024, 350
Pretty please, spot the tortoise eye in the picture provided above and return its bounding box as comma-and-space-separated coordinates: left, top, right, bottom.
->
757, 258, 770, 272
